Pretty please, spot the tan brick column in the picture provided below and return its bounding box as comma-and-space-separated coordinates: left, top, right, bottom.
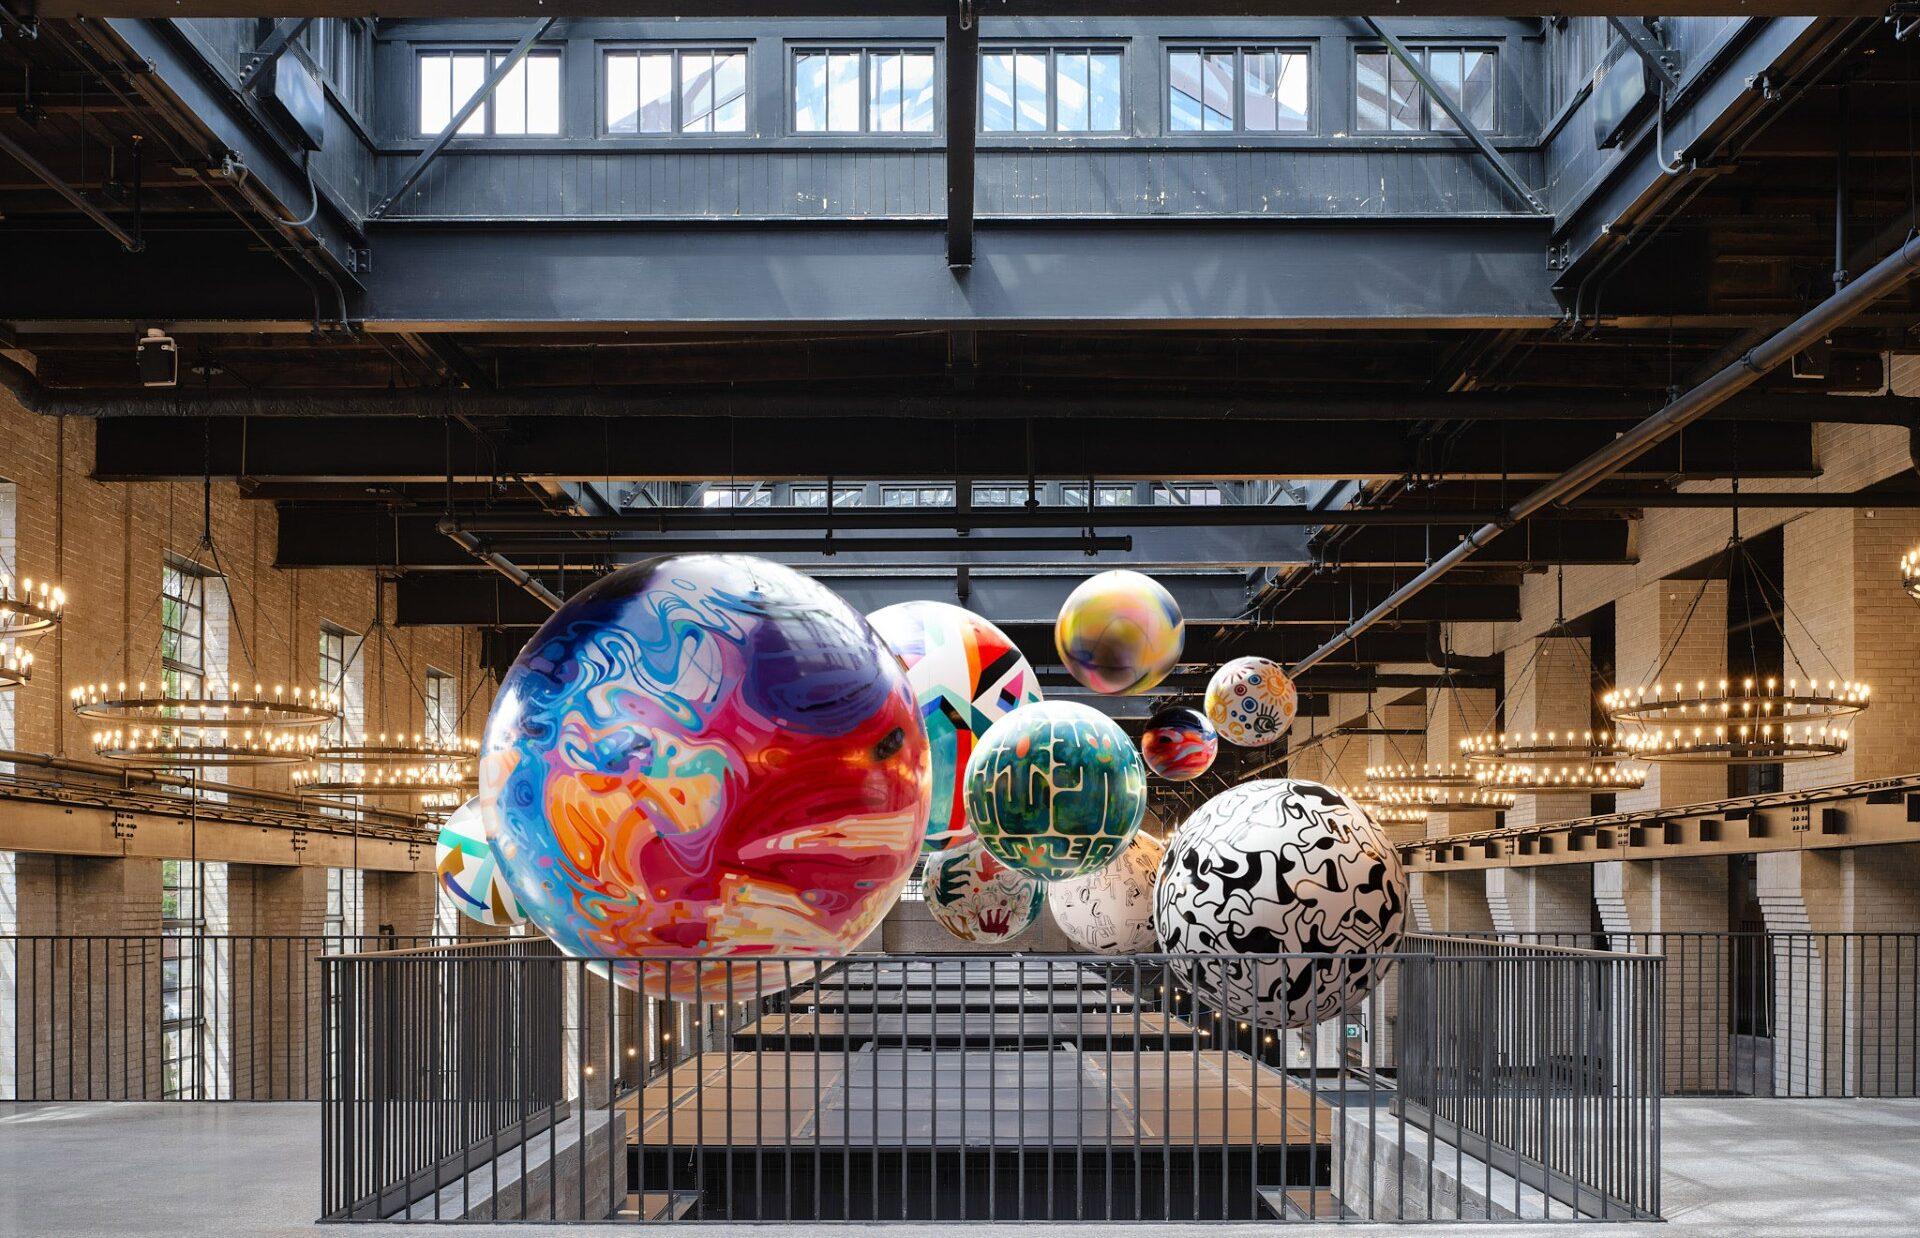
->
1501, 635, 1598, 829
1614, 577, 1729, 811
10, 853, 162, 1099
1757, 845, 1920, 1096
365, 869, 438, 939
1414, 686, 1497, 934
1781, 507, 1920, 790
226, 863, 329, 1099
1594, 856, 1729, 1093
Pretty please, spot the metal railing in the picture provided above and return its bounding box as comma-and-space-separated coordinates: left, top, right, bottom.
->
318, 939, 1662, 1224
1473, 931, 1920, 1099
0, 933, 456, 1101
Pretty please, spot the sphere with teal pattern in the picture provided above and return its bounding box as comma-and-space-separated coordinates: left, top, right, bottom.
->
962, 699, 1146, 881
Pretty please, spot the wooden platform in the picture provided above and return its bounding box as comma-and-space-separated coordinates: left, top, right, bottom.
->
732, 1009, 1199, 1051
626, 1046, 1330, 1148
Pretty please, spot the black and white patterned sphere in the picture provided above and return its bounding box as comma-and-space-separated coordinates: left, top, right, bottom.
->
1047, 831, 1165, 954
1153, 778, 1407, 1029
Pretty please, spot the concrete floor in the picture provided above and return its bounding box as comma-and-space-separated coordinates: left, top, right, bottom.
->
1, 1099, 1917, 1236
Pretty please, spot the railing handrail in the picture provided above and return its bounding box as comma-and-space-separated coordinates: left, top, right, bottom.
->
1406, 932, 1665, 960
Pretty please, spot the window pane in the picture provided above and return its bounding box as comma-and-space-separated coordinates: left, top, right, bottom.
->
525, 52, 560, 134
713, 52, 747, 132
982, 52, 1015, 132
869, 51, 903, 133
1089, 51, 1121, 131
419, 53, 451, 134
1243, 50, 1277, 131
1463, 49, 1496, 130
794, 52, 827, 132
1428, 48, 1464, 131
902, 52, 935, 132
639, 52, 673, 132
827, 51, 861, 132
1388, 53, 1421, 132
452, 53, 487, 135
1202, 51, 1234, 131
1015, 51, 1048, 132
682, 51, 714, 133
1056, 52, 1088, 132
1355, 50, 1388, 131
1169, 51, 1203, 132
493, 54, 527, 135
606, 52, 638, 133
1275, 50, 1310, 131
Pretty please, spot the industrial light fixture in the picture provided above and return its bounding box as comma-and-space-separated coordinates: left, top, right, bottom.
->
0, 571, 65, 637
0, 639, 32, 689
295, 578, 479, 801
74, 467, 338, 766
1361, 763, 1518, 812
1605, 475, 1867, 764
1902, 548, 1920, 603
1460, 564, 1645, 791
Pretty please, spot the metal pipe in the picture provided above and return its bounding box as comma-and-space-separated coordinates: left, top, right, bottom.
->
1293, 231, 1920, 674
441, 526, 565, 613
0, 128, 143, 251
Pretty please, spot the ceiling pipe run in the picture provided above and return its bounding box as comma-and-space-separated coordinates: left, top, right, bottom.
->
441, 527, 564, 614
1292, 231, 1920, 675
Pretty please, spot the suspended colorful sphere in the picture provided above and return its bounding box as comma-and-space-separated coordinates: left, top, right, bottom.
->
1140, 706, 1218, 781
435, 797, 525, 928
1047, 830, 1165, 954
924, 841, 1046, 943
868, 600, 1044, 856
1204, 656, 1298, 747
480, 554, 932, 1001
1053, 569, 1184, 695
1154, 779, 1407, 1029
963, 699, 1146, 881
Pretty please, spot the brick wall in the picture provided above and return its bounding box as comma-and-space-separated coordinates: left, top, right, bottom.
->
1614, 578, 1728, 810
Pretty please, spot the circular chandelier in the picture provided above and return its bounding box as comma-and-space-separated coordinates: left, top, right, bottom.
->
0, 571, 65, 637
1462, 729, 1647, 791
1603, 678, 1859, 763
296, 733, 478, 799
1901, 548, 1920, 603
0, 640, 33, 690
72, 680, 340, 729
1362, 762, 1517, 811
88, 725, 323, 767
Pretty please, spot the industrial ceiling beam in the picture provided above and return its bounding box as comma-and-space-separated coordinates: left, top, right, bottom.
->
1359, 17, 1544, 215
372, 18, 558, 218
34, 4, 1874, 19
236, 18, 314, 89
945, 3, 976, 270
95, 415, 1816, 483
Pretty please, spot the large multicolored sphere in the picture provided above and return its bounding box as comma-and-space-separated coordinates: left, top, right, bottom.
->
868, 600, 1044, 856
1204, 656, 1299, 747
1053, 570, 1184, 695
1154, 779, 1407, 1029
435, 797, 525, 928
480, 554, 932, 1001
1047, 830, 1165, 954
1140, 706, 1218, 781
963, 700, 1146, 881
924, 841, 1046, 943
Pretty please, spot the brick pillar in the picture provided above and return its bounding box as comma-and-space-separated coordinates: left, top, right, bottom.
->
226, 864, 329, 1100
1485, 867, 1593, 939
1782, 507, 1920, 790
1415, 687, 1496, 934
1615, 578, 1729, 811
10, 854, 162, 1099
365, 869, 438, 940
1501, 635, 1597, 828
1594, 857, 1730, 1093
1756, 845, 1920, 1096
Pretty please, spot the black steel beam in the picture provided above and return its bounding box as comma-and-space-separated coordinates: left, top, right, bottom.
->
945, 6, 977, 270
236, 18, 314, 89
38, 4, 1878, 19
97, 415, 1816, 484
396, 568, 1258, 629
0, 130, 143, 252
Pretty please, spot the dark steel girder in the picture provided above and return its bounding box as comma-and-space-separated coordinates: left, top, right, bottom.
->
96, 415, 1817, 484
38, 4, 1877, 18
397, 569, 1258, 630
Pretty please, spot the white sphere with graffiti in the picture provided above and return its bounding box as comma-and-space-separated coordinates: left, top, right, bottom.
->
1203, 656, 1299, 747
1154, 779, 1406, 1029
1047, 830, 1165, 954
924, 840, 1046, 944
435, 797, 525, 928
